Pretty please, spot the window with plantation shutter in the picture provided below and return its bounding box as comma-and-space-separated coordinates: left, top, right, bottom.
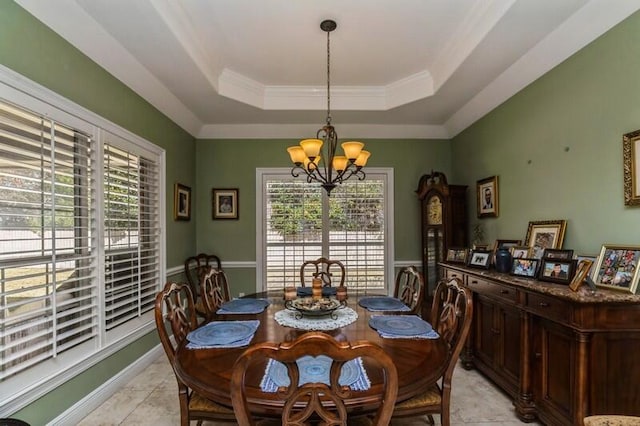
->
259, 169, 393, 293
103, 141, 160, 331
0, 68, 165, 413
0, 99, 96, 380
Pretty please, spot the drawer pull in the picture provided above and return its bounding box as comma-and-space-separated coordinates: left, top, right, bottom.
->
470, 280, 478, 284
500, 290, 509, 294
539, 302, 550, 307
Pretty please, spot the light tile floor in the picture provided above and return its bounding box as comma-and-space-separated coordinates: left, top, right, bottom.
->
78, 354, 542, 426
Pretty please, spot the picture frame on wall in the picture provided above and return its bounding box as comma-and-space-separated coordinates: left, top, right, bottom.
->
592, 244, 640, 293
477, 175, 499, 218
174, 183, 191, 221
212, 188, 239, 220
538, 259, 574, 284
623, 129, 640, 206
510, 258, 540, 278
524, 220, 567, 259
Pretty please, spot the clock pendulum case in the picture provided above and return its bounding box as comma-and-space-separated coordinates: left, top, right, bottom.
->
416, 171, 468, 299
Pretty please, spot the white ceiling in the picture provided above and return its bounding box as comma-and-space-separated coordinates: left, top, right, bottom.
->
15, 0, 640, 139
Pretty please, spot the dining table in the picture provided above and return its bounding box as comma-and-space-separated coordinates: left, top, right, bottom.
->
173, 290, 448, 419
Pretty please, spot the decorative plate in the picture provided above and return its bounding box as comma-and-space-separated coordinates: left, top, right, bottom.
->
187, 321, 256, 346
369, 315, 432, 336
267, 355, 361, 387
358, 296, 408, 311
289, 297, 342, 316
220, 298, 269, 313
296, 287, 337, 297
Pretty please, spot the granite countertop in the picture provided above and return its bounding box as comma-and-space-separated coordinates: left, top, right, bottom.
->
442, 263, 640, 304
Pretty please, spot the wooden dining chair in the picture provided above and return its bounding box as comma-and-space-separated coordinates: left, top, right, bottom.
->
393, 265, 425, 316
230, 331, 398, 426
154, 281, 236, 425
184, 253, 222, 317
299, 257, 346, 287
199, 265, 231, 320
391, 276, 473, 426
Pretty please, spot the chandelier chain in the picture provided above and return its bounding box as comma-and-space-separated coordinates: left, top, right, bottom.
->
326, 28, 331, 125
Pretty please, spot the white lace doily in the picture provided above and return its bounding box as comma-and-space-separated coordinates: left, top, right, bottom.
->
274, 307, 358, 331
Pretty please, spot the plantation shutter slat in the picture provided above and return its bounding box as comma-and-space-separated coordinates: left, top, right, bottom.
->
0, 99, 97, 380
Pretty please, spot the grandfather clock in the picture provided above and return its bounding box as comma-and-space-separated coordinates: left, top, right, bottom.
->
416, 171, 468, 298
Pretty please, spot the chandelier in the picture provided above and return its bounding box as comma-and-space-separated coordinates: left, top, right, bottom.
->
286, 19, 370, 195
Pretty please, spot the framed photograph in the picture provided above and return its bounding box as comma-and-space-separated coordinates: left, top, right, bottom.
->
592, 245, 640, 293
569, 259, 594, 292
542, 249, 574, 260
576, 254, 598, 270
510, 258, 540, 278
468, 250, 492, 269
524, 220, 567, 259
473, 244, 489, 250
477, 175, 499, 218
212, 188, 239, 220
539, 259, 574, 284
446, 248, 469, 264
174, 183, 191, 221
494, 239, 522, 250
623, 129, 640, 206
510, 246, 532, 259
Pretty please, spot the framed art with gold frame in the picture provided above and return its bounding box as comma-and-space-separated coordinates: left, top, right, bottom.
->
212, 188, 239, 220
510, 246, 532, 259
623, 129, 640, 206
446, 248, 469, 264
524, 220, 567, 259
174, 183, 191, 221
477, 175, 499, 218
592, 244, 640, 293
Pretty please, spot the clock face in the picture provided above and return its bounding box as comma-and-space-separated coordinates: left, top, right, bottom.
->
427, 196, 442, 225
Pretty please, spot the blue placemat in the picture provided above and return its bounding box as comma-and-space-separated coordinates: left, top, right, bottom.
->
216, 298, 270, 314
260, 355, 370, 392
369, 315, 439, 339
358, 296, 410, 312
296, 286, 337, 297
186, 320, 260, 349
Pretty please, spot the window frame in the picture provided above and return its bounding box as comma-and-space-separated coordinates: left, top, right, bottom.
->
0, 65, 166, 415
255, 167, 394, 294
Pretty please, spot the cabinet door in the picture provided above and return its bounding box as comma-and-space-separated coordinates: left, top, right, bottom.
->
497, 304, 521, 393
532, 318, 575, 425
473, 295, 497, 367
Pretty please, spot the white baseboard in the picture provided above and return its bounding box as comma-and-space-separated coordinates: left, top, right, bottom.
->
47, 345, 164, 426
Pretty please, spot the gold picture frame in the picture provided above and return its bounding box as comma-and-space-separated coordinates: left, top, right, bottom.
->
524, 220, 567, 259
592, 244, 640, 294
212, 188, 239, 220
623, 129, 640, 206
569, 259, 594, 292
174, 183, 191, 221
477, 175, 499, 218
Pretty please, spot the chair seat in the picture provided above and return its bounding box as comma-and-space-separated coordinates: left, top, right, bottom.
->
393, 383, 441, 412
584, 415, 640, 426
189, 392, 235, 417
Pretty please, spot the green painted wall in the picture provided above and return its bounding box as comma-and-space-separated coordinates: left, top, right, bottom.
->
0, 2, 196, 422
451, 10, 640, 255
195, 138, 453, 295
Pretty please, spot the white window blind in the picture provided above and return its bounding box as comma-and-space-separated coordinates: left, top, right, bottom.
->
0, 99, 96, 379
103, 141, 160, 331
263, 174, 387, 292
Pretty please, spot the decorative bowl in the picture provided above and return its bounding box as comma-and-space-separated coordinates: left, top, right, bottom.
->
285, 297, 346, 319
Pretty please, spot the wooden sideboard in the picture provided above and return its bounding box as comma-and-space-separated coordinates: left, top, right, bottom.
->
441, 263, 640, 426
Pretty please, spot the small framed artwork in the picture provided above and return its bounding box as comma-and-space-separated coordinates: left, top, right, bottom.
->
174, 183, 191, 221
592, 245, 640, 293
477, 175, 499, 218
446, 248, 469, 264
212, 188, 239, 220
542, 249, 574, 260
468, 250, 492, 269
524, 220, 567, 259
494, 239, 522, 250
576, 254, 598, 264
510, 258, 540, 278
539, 259, 574, 284
473, 244, 489, 250
569, 259, 594, 292
623, 129, 640, 206
510, 246, 532, 259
